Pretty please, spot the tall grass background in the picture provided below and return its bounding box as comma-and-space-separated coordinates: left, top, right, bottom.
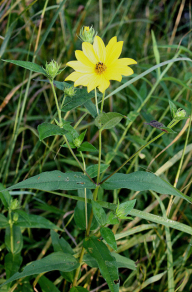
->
0, 0, 192, 291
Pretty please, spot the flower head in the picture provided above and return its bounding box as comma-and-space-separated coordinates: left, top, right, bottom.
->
65, 36, 137, 93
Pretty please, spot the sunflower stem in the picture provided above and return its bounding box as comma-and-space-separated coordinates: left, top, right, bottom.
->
100, 91, 105, 113
49, 78, 95, 184
95, 88, 99, 114
97, 91, 105, 184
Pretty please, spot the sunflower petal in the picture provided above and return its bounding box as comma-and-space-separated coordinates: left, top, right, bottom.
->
87, 75, 100, 92
106, 36, 117, 56
93, 36, 106, 63
109, 64, 134, 76
66, 61, 94, 73
116, 58, 137, 66
103, 68, 122, 82
75, 50, 95, 67
74, 73, 96, 87
97, 75, 110, 93
105, 41, 123, 66
65, 72, 84, 81
82, 42, 98, 64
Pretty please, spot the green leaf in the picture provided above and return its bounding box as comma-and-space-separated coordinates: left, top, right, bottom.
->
111, 252, 136, 270
15, 213, 63, 230
92, 201, 107, 226
129, 209, 192, 235
58, 81, 101, 112
51, 231, 76, 283
102, 171, 192, 204
77, 130, 87, 146
62, 121, 78, 142
116, 199, 136, 218
2, 60, 46, 75
0, 214, 9, 228
38, 276, 61, 292
100, 227, 117, 251
38, 123, 68, 141
83, 252, 136, 270
83, 99, 98, 118
160, 127, 177, 133
34, 203, 65, 215
4, 171, 96, 192
168, 100, 177, 118
70, 287, 89, 292
95, 112, 124, 130
0, 183, 11, 208
126, 111, 139, 125
51, 230, 74, 254
83, 236, 119, 292
77, 142, 97, 152
86, 164, 108, 178
5, 226, 23, 254
151, 30, 160, 77
106, 212, 119, 225
0, 252, 79, 288
74, 190, 98, 230
5, 253, 22, 280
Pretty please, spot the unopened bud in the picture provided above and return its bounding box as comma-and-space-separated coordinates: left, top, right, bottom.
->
45, 60, 61, 80
64, 86, 76, 97
13, 213, 19, 222
175, 108, 186, 118
73, 138, 81, 148
10, 199, 19, 210
79, 26, 97, 44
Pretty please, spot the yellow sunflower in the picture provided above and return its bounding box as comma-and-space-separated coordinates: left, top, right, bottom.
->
65, 36, 137, 93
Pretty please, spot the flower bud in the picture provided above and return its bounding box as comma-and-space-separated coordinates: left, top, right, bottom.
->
10, 199, 19, 210
73, 137, 81, 148
13, 212, 19, 222
45, 60, 61, 80
79, 26, 97, 44
175, 108, 186, 118
64, 86, 76, 97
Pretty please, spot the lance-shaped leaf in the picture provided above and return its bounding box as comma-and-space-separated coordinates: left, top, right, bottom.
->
14, 212, 63, 230
169, 100, 177, 118
77, 142, 97, 152
92, 200, 107, 226
3, 60, 47, 75
95, 112, 124, 130
0, 252, 79, 288
4, 171, 96, 192
102, 171, 192, 204
83, 236, 119, 292
100, 227, 117, 251
38, 123, 68, 141
0, 214, 9, 228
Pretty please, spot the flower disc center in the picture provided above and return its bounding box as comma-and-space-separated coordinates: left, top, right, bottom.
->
95, 62, 107, 74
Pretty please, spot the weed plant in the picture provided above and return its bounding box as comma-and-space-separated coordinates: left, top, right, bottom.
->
0, 0, 192, 291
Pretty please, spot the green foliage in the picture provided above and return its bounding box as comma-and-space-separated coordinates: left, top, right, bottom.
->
0, 252, 79, 288
83, 236, 119, 292
1, 0, 192, 291
38, 123, 68, 141
95, 112, 124, 130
